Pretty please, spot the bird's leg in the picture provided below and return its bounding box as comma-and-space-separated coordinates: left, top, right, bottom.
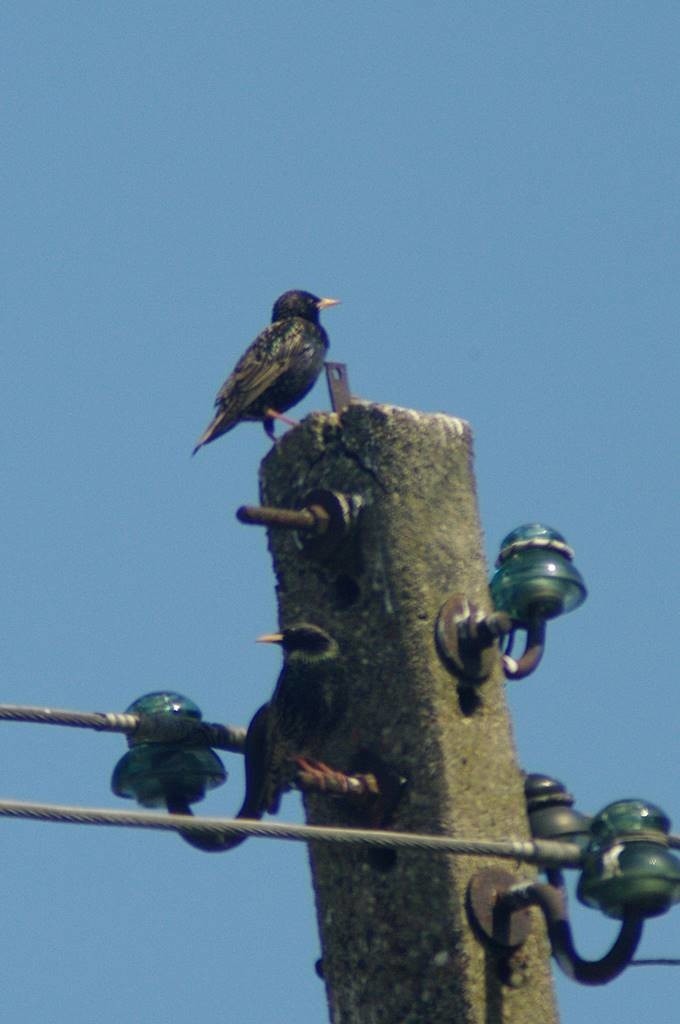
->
263, 416, 277, 440
295, 755, 335, 775
263, 408, 301, 439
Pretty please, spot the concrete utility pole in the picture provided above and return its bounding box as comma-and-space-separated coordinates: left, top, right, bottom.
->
258, 402, 559, 1024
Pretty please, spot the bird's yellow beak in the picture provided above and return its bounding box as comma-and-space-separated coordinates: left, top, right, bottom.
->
256, 632, 284, 645
316, 297, 341, 310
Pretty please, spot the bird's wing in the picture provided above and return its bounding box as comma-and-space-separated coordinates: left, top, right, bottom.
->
214, 320, 304, 412
239, 702, 279, 818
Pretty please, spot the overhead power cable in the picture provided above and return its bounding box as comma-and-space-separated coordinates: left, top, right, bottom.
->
0, 702, 246, 752
0, 797, 585, 865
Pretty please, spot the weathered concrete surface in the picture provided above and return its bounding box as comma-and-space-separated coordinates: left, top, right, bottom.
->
259, 402, 559, 1024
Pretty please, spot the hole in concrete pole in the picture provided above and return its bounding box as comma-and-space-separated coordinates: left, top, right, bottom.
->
334, 574, 360, 607
457, 684, 482, 717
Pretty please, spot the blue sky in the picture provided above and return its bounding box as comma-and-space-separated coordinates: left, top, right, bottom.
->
2, 3, 678, 1022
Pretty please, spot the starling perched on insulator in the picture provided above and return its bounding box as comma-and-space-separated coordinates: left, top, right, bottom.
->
242, 623, 344, 817
192, 290, 340, 454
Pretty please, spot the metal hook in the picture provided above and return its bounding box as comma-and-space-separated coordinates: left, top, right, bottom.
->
436, 595, 547, 682
467, 868, 644, 985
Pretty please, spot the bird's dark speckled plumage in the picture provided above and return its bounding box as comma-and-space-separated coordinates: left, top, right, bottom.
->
241, 624, 343, 817
192, 290, 339, 454
171, 624, 343, 853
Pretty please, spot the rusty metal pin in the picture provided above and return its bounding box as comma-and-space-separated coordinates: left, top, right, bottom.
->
295, 768, 380, 800
236, 488, 363, 559
236, 503, 328, 533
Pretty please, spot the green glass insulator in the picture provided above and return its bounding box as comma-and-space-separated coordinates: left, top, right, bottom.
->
589, 799, 671, 842
112, 691, 226, 808
490, 523, 587, 624
125, 691, 203, 719
111, 744, 226, 808
577, 799, 680, 919
125, 691, 204, 749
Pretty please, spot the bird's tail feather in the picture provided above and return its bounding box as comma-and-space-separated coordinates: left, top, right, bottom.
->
191, 412, 234, 455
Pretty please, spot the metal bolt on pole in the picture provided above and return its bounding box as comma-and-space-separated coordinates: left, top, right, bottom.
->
256, 401, 559, 1024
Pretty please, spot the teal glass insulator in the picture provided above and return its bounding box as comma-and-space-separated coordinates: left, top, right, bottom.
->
577, 800, 680, 919
125, 690, 203, 719
124, 691, 202, 748
111, 690, 226, 807
490, 523, 587, 625
112, 744, 226, 808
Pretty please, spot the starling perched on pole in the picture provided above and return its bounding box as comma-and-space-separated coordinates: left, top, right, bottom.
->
192, 290, 340, 454
242, 623, 344, 817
